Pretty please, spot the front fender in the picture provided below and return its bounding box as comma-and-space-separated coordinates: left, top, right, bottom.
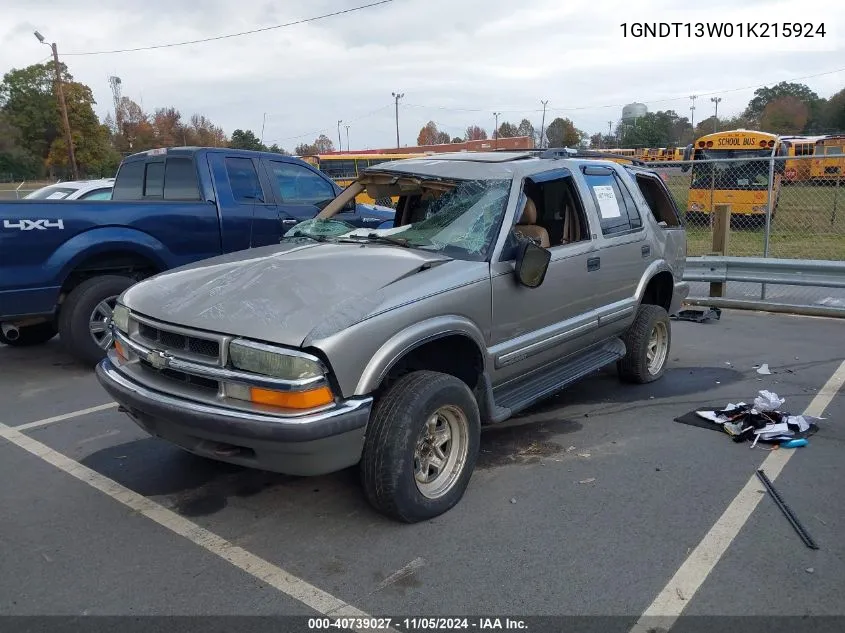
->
354, 314, 488, 395
50, 227, 173, 287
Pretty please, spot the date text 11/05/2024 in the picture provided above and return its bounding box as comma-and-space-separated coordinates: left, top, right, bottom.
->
620, 22, 826, 38
307, 617, 528, 630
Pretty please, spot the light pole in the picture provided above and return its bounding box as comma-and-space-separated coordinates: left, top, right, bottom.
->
493, 112, 501, 149
260, 112, 267, 146
607, 121, 613, 148
337, 120, 343, 152
34, 30, 77, 180
539, 100, 549, 149
689, 94, 698, 130
345, 125, 351, 152
391, 92, 404, 148
710, 97, 722, 133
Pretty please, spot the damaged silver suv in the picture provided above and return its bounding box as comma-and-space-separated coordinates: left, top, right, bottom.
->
96, 151, 688, 522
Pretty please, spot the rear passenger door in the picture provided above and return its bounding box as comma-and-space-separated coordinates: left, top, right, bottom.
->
580, 165, 649, 310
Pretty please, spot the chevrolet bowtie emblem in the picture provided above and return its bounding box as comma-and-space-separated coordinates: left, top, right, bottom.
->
147, 350, 168, 369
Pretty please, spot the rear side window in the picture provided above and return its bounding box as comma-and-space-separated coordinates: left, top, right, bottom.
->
144, 162, 165, 197
164, 157, 200, 200
79, 188, 112, 200
225, 157, 266, 203
111, 161, 144, 200
582, 169, 642, 236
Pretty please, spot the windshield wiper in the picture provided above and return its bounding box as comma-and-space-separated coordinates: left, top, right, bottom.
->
337, 233, 411, 247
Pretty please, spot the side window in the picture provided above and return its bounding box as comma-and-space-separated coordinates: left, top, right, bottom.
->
164, 157, 201, 200
144, 162, 165, 198
582, 169, 642, 236
225, 157, 265, 204
321, 159, 356, 179
269, 161, 336, 206
635, 174, 681, 227
111, 161, 144, 200
79, 188, 112, 200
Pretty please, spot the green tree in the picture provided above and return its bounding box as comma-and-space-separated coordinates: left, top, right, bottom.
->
229, 129, 267, 151
0, 62, 72, 168
743, 82, 820, 127
268, 143, 289, 155
545, 117, 583, 147
620, 110, 690, 147
820, 88, 845, 132
0, 112, 39, 178
516, 118, 535, 139
294, 142, 317, 156
760, 96, 810, 135
46, 81, 121, 178
451, 136, 463, 143
497, 121, 518, 138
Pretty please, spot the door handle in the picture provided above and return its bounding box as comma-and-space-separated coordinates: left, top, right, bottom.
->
587, 257, 600, 272
281, 218, 297, 225
642, 245, 651, 258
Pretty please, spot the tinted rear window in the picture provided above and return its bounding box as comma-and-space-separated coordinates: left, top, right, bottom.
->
144, 162, 165, 197
164, 157, 200, 200
112, 161, 144, 200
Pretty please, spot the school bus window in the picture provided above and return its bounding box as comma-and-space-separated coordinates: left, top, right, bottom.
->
321, 159, 357, 178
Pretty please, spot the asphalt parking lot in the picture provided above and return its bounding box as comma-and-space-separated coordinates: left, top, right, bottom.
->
1, 309, 844, 632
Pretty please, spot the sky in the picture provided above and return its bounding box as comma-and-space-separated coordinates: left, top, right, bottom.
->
1, 0, 843, 151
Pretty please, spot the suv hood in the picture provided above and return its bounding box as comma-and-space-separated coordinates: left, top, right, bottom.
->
122, 241, 452, 346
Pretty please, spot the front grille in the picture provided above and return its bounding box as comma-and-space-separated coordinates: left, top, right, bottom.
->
139, 358, 219, 391
137, 322, 220, 359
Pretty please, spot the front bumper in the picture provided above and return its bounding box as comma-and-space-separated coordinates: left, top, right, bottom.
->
96, 357, 372, 476
670, 281, 690, 315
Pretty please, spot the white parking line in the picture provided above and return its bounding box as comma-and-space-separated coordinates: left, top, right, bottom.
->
7, 402, 118, 432
0, 421, 384, 630
630, 359, 845, 633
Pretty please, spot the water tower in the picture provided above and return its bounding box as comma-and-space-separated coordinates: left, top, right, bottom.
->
622, 102, 647, 122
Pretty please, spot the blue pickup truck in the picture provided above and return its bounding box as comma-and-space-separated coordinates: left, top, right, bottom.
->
0, 146, 394, 364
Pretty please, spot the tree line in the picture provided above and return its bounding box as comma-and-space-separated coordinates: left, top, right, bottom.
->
599, 81, 845, 150
416, 117, 586, 148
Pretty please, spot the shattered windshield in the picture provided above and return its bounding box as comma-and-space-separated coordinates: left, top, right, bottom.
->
284, 178, 512, 261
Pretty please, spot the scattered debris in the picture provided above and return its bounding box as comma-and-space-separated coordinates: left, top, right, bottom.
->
757, 469, 819, 550
577, 452, 591, 459
655, 467, 661, 472
676, 587, 686, 601
510, 497, 517, 504
757, 363, 772, 375
805, 567, 815, 574
578, 478, 596, 484
671, 307, 721, 323
566, 446, 577, 452
814, 515, 828, 526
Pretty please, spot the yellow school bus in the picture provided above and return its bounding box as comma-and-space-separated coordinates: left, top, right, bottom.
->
779, 135, 822, 184
300, 153, 420, 205
684, 129, 781, 225
810, 136, 845, 182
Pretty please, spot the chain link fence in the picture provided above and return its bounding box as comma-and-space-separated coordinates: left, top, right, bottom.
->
0, 180, 57, 200
646, 154, 845, 311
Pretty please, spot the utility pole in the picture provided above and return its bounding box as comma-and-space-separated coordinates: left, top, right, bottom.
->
337, 120, 343, 152
711, 97, 722, 133
493, 112, 501, 149
607, 121, 613, 147
689, 94, 698, 130
391, 92, 404, 148
35, 31, 77, 180
539, 100, 549, 149
260, 112, 267, 146
345, 125, 351, 152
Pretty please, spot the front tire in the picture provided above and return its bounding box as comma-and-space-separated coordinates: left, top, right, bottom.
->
58, 275, 134, 366
360, 371, 481, 523
0, 322, 58, 347
618, 304, 671, 384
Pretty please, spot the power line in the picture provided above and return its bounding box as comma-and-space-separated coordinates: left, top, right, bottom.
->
63, 0, 396, 56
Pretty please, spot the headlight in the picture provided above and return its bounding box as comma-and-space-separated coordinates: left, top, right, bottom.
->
228, 339, 324, 380
112, 304, 130, 333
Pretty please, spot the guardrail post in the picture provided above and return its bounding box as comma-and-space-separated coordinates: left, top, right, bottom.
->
709, 204, 731, 297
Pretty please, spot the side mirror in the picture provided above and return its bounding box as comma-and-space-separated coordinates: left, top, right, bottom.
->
514, 238, 551, 288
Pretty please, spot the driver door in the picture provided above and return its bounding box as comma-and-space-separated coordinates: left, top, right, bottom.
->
262, 159, 339, 233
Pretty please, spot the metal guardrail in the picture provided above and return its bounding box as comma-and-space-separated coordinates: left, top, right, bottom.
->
683, 255, 845, 317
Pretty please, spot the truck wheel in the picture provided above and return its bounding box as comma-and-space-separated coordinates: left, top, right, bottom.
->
618, 304, 671, 384
360, 370, 480, 523
58, 275, 134, 366
0, 322, 58, 347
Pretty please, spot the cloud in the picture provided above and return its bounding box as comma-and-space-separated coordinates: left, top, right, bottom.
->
1, 0, 842, 150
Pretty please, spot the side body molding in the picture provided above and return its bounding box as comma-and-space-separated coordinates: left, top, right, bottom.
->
355, 315, 488, 395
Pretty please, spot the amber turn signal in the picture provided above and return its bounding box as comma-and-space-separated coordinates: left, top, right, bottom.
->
249, 386, 333, 409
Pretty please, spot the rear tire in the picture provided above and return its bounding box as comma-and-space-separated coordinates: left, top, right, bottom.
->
618, 304, 671, 384
360, 370, 480, 523
58, 275, 134, 366
0, 322, 58, 347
